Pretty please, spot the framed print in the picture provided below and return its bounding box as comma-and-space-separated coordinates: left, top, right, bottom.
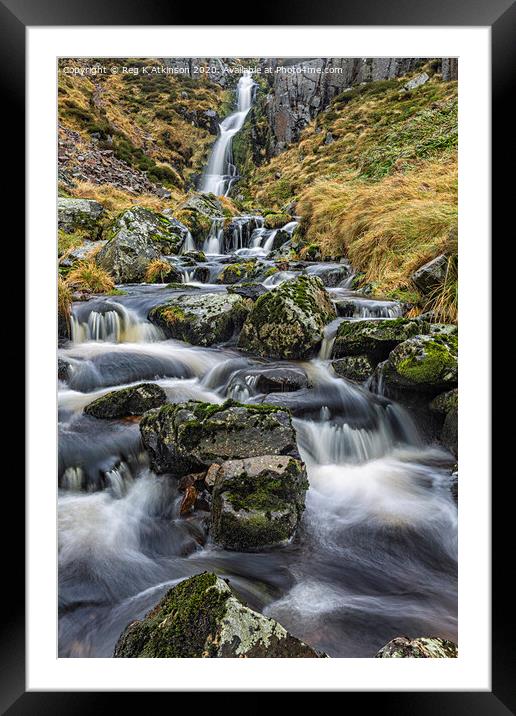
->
4, 0, 509, 708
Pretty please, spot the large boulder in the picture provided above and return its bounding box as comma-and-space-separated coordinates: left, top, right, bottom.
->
210, 455, 309, 551
430, 388, 458, 456
332, 318, 425, 360
308, 265, 351, 287
217, 261, 256, 285
376, 636, 457, 658
113, 572, 323, 658
84, 383, 167, 419
140, 400, 298, 476
148, 292, 249, 346
96, 208, 188, 283
58, 198, 105, 238
173, 193, 224, 243
379, 334, 458, 393
411, 254, 449, 294
238, 275, 336, 360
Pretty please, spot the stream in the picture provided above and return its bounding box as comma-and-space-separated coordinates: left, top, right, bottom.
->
57, 71, 457, 659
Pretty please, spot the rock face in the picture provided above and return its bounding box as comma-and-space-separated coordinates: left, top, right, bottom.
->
140, 400, 298, 476
411, 254, 448, 294
332, 355, 375, 382
96, 208, 188, 282
404, 72, 429, 90
332, 318, 424, 360
375, 636, 457, 658
84, 383, 167, 419
238, 275, 336, 360
379, 334, 458, 393
264, 57, 423, 154
430, 388, 458, 456
113, 572, 323, 658
58, 197, 105, 238
211, 456, 309, 550
148, 293, 249, 346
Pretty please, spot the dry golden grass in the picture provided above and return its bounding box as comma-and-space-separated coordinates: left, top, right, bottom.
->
144, 259, 172, 283
58, 275, 73, 318
66, 261, 115, 293
67, 181, 183, 216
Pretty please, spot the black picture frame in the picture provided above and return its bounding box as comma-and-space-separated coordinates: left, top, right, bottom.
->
5, 0, 508, 709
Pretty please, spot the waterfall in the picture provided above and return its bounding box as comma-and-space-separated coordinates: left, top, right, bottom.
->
71, 303, 164, 344
203, 218, 224, 255
198, 72, 255, 197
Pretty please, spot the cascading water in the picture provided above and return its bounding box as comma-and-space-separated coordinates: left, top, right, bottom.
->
198, 72, 255, 196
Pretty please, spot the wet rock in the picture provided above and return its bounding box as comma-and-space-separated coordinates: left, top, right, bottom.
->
58, 198, 105, 238
430, 388, 458, 456
58, 358, 71, 381
84, 383, 167, 419
148, 292, 249, 346
218, 262, 256, 285
254, 367, 310, 394
113, 572, 324, 657
140, 400, 298, 476
375, 636, 457, 658
411, 255, 448, 294
173, 193, 224, 243
308, 265, 351, 287
227, 282, 268, 301
378, 334, 458, 394
210, 455, 309, 551
332, 355, 375, 382
181, 250, 207, 262
238, 275, 336, 360
179, 485, 198, 515
332, 318, 425, 360
96, 208, 187, 282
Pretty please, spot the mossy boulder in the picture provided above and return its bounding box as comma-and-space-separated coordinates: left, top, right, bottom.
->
173, 194, 224, 243
332, 318, 425, 360
58, 198, 105, 238
96, 208, 187, 282
332, 355, 375, 382
83, 383, 167, 419
238, 275, 336, 360
113, 572, 323, 658
381, 334, 458, 393
140, 400, 298, 476
148, 292, 249, 346
430, 388, 458, 456
264, 212, 291, 229
376, 636, 457, 658
218, 261, 256, 285
210, 455, 309, 551
181, 250, 207, 262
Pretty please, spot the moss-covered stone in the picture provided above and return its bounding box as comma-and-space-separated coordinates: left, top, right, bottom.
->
238, 275, 336, 360
430, 388, 458, 456
148, 292, 249, 346
264, 212, 291, 229
332, 318, 426, 360
332, 355, 375, 382
96, 207, 187, 282
375, 636, 457, 658
58, 198, 105, 238
140, 399, 298, 476
388, 333, 458, 390
113, 572, 324, 658
211, 455, 309, 551
218, 261, 256, 285
84, 383, 167, 419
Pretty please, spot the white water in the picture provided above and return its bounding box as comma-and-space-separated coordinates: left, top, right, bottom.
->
198, 73, 255, 196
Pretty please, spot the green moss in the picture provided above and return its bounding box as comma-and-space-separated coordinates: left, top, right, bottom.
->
396, 334, 457, 384
58, 228, 89, 257
115, 572, 230, 658
264, 213, 290, 229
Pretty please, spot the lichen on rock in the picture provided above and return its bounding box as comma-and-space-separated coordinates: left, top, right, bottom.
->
84, 383, 167, 419
113, 572, 324, 658
332, 317, 425, 360
375, 636, 457, 658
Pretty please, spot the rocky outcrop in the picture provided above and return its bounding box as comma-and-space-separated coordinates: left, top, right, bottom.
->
96, 208, 187, 282
411, 254, 449, 294
332, 318, 425, 360
173, 193, 224, 243
263, 58, 424, 154
332, 355, 375, 382
210, 455, 309, 550
113, 572, 324, 657
378, 333, 458, 393
58, 197, 105, 238
148, 293, 249, 346
238, 275, 336, 360
84, 383, 167, 419
140, 400, 298, 476
375, 636, 457, 658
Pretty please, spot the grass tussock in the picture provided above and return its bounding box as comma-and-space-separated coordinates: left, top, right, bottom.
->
145, 259, 172, 283
58, 275, 73, 318
65, 261, 115, 293
296, 157, 458, 320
